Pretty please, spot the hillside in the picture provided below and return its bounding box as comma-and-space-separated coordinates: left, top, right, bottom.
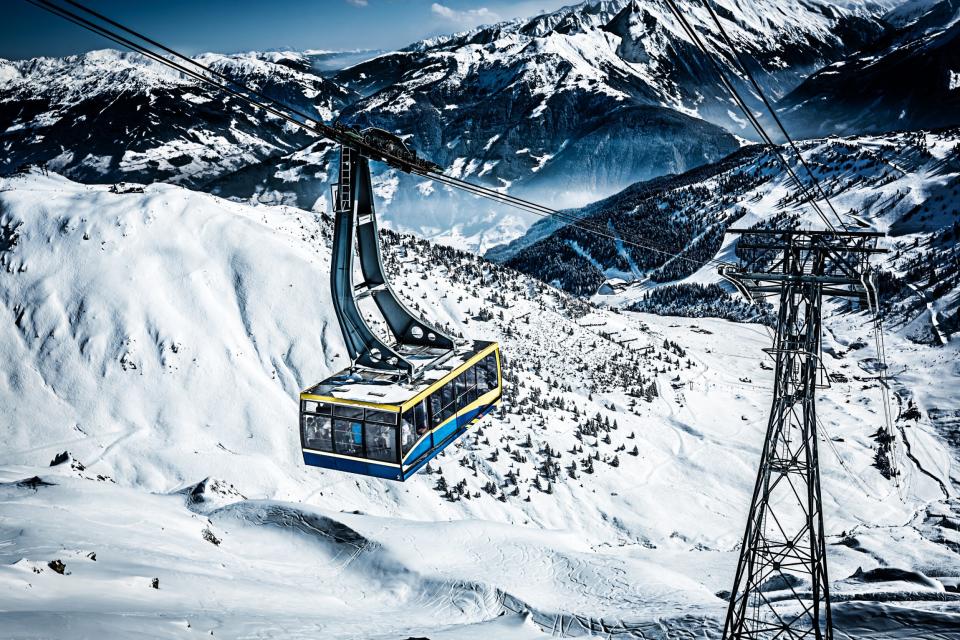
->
0, 171, 958, 637
779, 0, 960, 137
496, 128, 960, 346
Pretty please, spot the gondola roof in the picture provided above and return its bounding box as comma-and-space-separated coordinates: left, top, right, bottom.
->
302, 340, 497, 408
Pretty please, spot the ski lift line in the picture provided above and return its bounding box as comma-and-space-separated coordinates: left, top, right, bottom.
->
429, 169, 737, 270
869, 273, 902, 491
669, 0, 837, 234
661, 0, 839, 234
31, 0, 741, 277
664, 4, 796, 189
861, 267, 901, 494
816, 413, 896, 504
423, 171, 729, 268
700, 0, 848, 232
408, 168, 555, 216
420, 172, 557, 217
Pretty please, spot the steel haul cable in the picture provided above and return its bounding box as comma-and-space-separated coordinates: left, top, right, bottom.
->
661, 0, 838, 234
700, 0, 848, 231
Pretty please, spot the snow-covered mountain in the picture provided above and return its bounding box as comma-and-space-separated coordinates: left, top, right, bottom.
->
496, 128, 960, 344
780, 0, 960, 137
1, 170, 959, 637
214, 0, 898, 250
3, 0, 903, 252
0, 49, 355, 186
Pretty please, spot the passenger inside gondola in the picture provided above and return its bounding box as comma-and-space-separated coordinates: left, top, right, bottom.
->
333, 409, 363, 455
304, 414, 332, 451
366, 422, 396, 462
400, 419, 414, 452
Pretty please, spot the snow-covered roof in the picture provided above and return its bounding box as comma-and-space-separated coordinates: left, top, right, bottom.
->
302, 340, 497, 408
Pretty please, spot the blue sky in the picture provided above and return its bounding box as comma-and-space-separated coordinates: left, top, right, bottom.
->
2, 0, 575, 60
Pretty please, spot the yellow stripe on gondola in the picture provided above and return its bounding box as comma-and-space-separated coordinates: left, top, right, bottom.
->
399, 343, 500, 412
299, 343, 501, 414
303, 447, 403, 468
400, 387, 502, 466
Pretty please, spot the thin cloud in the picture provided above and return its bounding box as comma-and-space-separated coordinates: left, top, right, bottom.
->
430, 3, 500, 26
346, 0, 368, 7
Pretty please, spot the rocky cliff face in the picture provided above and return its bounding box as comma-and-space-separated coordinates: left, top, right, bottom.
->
779, 0, 960, 137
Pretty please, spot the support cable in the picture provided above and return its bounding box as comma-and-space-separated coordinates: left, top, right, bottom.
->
661, 0, 838, 233
701, 0, 848, 231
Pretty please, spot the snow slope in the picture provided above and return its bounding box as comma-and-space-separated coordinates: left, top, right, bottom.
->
1, 171, 959, 637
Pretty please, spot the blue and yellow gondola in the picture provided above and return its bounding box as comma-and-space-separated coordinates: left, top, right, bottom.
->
300, 341, 502, 481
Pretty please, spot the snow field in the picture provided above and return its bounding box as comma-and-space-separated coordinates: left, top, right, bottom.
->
0, 171, 958, 637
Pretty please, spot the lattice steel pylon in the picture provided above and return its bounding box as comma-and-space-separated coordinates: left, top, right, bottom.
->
719, 228, 885, 640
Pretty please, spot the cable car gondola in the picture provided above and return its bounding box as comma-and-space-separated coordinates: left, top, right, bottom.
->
299, 145, 502, 480
301, 341, 501, 480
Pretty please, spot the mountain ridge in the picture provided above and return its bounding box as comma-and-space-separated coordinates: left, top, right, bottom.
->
2, 0, 904, 251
